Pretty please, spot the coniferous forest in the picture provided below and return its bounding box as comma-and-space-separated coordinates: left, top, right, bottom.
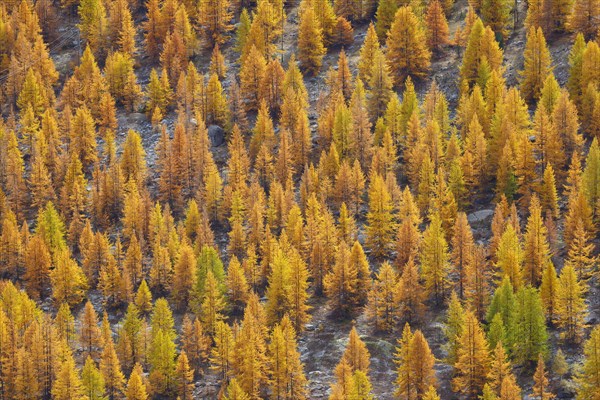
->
2, 0, 600, 396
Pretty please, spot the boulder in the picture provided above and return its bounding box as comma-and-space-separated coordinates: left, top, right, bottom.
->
208, 125, 226, 147
467, 209, 494, 225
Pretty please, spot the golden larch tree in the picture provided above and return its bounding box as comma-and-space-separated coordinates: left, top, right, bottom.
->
452, 310, 491, 398
297, 4, 326, 76
385, 6, 431, 86
425, 0, 450, 51
520, 27, 552, 103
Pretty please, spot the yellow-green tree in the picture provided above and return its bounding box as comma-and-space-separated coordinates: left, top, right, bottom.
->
577, 325, 600, 398
555, 262, 587, 342
51, 250, 88, 306
495, 224, 523, 289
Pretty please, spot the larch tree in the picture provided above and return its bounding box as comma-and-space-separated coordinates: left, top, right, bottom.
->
265, 248, 293, 324
481, 0, 511, 42
366, 261, 398, 332
425, 0, 450, 51
407, 330, 437, 397
268, 316, 308, 400
324, 243, 359, 315
513, 286, 548, 365
82, 356, 106, 400
198, 0, 233, 47
423, 386, 441, 400
172, 244, 196, 311
500, 375, 522, 400
232, 296, 269, 398
50, 250, 88, 306
297, 5, 326, 76
523, 196, 551, 287
342, 327, 371, 374
125, 364, 148, 400
520, 27, 553, 103
569, 0, 600, 38
577, 325, 600, 399
329, 358, 356, 399
200, 269, 227, 335
534, 107, 564, 174
100, 335, 126, 398
286, 247, 311, 333
487, 276, 517, 348
464, 245, 490, 319
79, 301, 102, 362
365, 173, 396, 257
135, 280, 153, 315
78, 0, 108, 56
452, 310, 491, 398
540, 164, 560, 218
375, 0, 398, 40
385, 6, 431, 87
555, 262, 587, 342
268, 318, 308, 400
245, 0, 285, 58
225, 256, 249, 313
121, 130, 147, 187
420, 212, 450, 304
52, 354, 87, 400
451, 212, 474, 299
358, 23, 380, 83
540, 262, 559, 322
149, 300, 177, 395
567, 218, 596, 280
396, 257, 427, 325
210, 320, 235, 383
367, 49, 394, 121
394, 324, 437, 399
533, 353, 553, 400
23, 235, 51, 300
583, 137, 600, 219
553, 349, 569, 378
181, 316, 209, 374
495, 224, 523, 289
223, 378, 250, 400
192, 245, 225, 304
175, 350, 194, 400
444, 291, 465, 365
459, 19, 504, 90
487, 342, 513, 396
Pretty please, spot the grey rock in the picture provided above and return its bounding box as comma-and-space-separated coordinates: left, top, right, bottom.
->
126, 112, 147, 125
208, 125, 226, 147
468, 209, 494, 225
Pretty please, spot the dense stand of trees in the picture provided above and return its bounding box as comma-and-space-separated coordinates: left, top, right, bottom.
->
1, 0, 600, 397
